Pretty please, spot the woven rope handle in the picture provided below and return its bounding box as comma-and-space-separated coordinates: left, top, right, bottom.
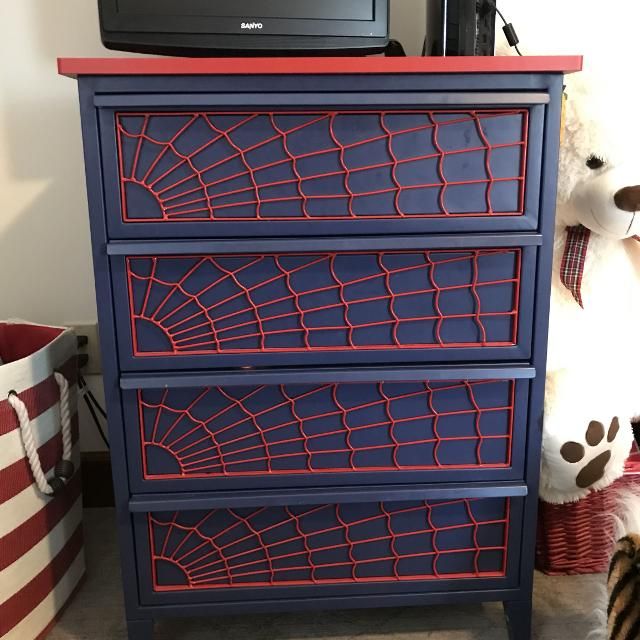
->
8, 372, 74, 496
54, 372, 73, 462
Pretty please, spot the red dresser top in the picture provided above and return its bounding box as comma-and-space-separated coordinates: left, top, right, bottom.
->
58, 56, 582, 79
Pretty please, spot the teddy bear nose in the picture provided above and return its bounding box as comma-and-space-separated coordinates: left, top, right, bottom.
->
614, 185, 640, 212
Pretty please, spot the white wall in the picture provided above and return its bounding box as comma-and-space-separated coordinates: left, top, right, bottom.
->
0, 2, 141, 450
0, 0, 425, 325
0, 0, 635, 449
391, 0, 426, 55
0, 0, 426, 451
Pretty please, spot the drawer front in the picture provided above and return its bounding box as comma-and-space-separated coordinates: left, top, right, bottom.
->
113, 245, 536, 370
123, 367, 532, 493
100, 102, 545, 238
134, 494, 522, 605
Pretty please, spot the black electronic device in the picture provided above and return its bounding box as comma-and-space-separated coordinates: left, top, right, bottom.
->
98, 0, 390, 56
426, 0, 497, 56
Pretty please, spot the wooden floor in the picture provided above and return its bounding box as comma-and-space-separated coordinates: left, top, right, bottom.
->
49, 509, 606, 640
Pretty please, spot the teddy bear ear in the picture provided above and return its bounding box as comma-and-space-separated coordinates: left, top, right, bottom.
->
586, 154, 606, 170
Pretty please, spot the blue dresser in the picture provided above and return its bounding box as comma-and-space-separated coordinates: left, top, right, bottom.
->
61, 55, 581, 640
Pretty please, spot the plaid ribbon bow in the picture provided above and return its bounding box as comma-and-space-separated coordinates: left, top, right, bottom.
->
560, 229, 640, 308
560, 224, 591, 308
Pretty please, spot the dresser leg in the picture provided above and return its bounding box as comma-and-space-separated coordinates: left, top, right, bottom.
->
127, 618, 154, 640
503, 599, 532, 640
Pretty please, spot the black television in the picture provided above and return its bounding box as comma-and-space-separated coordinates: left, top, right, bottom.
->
98, 0, 390, 56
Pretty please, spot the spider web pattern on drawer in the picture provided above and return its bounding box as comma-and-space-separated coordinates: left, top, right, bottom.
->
116, 110, 529, 221
126, 249, 522, 355
139, 379, 515, 478
149, 498, 511, 590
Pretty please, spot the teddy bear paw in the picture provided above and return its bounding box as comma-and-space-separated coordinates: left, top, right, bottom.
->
559, 417, 620, 488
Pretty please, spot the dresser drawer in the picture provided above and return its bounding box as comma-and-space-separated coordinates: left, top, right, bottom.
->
122, 366, 533, 493
111, 240, 537, 370
133, 493, 522, 606
99, 98, 546, 238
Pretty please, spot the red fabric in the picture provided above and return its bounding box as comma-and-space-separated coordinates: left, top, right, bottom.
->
627, 440, 640, 474
0, 525, 84, 636
0, 415, 79, 505
0, 326, 82, 639
0, 472, 82, 571
32, 577, 86, 640
0, 356, 77, 437
0, 324, 64, 365
560, 225, 591, 308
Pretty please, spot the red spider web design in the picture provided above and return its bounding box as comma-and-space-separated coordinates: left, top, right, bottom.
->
126, 249, 522, 356
116, 110, 529, 221
148, 498, 511, 591
139, 379, 515, 479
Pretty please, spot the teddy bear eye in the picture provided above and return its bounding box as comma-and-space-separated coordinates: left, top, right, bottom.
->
586, 154, 606, 170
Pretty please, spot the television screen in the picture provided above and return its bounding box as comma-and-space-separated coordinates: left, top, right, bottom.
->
113, 1, 374, 22
99, 0, 389, 55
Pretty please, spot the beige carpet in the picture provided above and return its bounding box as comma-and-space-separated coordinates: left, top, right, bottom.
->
48, 509, 604, 640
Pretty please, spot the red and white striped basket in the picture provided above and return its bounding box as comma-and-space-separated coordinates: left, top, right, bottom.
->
0, 322, 85, 640
536, 442, 640, 575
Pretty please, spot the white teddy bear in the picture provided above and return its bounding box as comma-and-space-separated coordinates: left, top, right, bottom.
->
492, 0, 640, 503
540, 79, 640, 503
